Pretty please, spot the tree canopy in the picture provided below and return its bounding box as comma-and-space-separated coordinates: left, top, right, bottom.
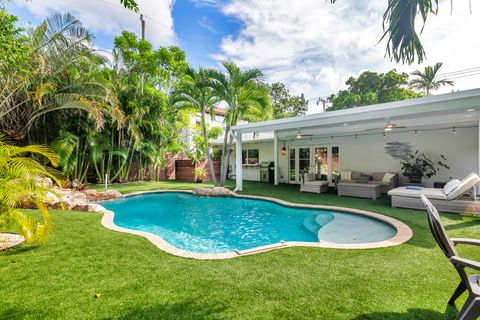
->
269, 82, 308, 119
327, 69, 421, 111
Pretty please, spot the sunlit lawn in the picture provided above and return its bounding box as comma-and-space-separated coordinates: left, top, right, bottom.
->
2, 181, 480, 319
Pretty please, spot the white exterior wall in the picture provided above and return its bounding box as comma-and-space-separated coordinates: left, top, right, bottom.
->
231, 142, 274, 182
238, 126, 478, 186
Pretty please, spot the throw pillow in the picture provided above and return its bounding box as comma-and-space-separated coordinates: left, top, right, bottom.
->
382, 173, 396, 182
341, 171, 351, 180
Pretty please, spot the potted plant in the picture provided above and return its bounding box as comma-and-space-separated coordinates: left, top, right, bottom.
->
400, 150, 449, 183
193, 168, 207, 183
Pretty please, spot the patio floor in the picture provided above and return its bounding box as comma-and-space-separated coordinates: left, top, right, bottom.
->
1, 181, 480, 319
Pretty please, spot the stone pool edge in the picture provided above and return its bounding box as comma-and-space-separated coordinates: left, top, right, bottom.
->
96, 189, 413, 260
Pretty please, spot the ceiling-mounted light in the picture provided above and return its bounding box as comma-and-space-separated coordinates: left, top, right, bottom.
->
414, 130, 418, 136
281, 140, 287, 156
467, 108, 475, 112
354, 134, 358, 140
296, 131, 302, 139
453, 126, 456, 134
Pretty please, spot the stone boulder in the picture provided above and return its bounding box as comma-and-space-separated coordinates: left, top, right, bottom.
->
82, 189, 122, 201
192, 187, 235, 197
97, 190, 123, 201
83, 189, 99, 201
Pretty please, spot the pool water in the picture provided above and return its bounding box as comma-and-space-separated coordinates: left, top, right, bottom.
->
101, 192, 397, 254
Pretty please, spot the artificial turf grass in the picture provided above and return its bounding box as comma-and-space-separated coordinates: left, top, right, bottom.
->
1, 181, 480, 319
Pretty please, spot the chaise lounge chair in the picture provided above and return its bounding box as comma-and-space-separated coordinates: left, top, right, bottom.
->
388, 173, 480, 214
421, 194, 480, 320
300, 173, 329, 194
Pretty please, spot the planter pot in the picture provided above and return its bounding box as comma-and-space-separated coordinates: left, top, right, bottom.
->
195, 178, 203, 183
408, 176, 423, 183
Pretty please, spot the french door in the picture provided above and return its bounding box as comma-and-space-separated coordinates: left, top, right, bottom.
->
289, 146, 339, 184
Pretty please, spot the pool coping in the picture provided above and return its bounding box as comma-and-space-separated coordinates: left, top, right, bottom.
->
96, 189, 413, 260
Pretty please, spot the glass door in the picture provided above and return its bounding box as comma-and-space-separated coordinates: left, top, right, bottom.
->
298, 147, 310, 181
315, 147, 328, 180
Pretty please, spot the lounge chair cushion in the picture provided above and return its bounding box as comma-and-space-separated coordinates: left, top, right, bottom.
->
340, 171, 352, 180
446, 174, 480, 200
388, 187, 447, 200
443, 179, 461, 195
382, 172, 396, 182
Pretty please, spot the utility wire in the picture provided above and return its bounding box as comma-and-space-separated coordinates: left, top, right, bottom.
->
93, 0, 171, 31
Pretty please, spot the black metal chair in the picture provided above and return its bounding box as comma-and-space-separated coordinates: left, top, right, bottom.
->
421, 194, 480, 320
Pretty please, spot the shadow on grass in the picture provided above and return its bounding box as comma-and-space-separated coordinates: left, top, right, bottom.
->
117, 300, 228, 320
0, 307, 49, 320
352, 306, 458, 320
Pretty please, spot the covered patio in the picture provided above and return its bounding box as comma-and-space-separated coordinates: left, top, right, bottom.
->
231, 89, 480, 191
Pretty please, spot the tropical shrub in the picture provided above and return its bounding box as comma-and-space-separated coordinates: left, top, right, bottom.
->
0, 134, 59, 243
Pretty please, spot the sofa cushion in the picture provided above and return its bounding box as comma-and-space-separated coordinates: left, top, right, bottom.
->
371, 172, 385, 182
304, 172, 316, 182
340, 171, 351, 180
443, 179, 460, 195
382, 172, 396, 183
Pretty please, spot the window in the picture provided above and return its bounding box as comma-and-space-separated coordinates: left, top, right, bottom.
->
242, 149, 259, 165
299, 147, 310, 178
289, 148, 296, 181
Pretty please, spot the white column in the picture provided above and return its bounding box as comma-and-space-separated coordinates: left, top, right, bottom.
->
235, 131, 243, 191
274, 131, 279, 185
327, 146, 333, 186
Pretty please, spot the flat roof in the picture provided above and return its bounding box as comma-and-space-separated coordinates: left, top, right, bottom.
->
232, 88, 480, 135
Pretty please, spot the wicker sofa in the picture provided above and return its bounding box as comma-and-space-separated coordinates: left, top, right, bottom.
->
337, 171, 399, 194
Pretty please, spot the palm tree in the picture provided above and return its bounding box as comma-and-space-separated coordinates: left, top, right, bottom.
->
0, 12, 120, 142
174, 68, 221, 186
212, 61, 270, 186
409, 62, 454, 95
0, 134, 60, 243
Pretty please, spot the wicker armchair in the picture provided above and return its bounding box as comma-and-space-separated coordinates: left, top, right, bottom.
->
368, 172, 399, 194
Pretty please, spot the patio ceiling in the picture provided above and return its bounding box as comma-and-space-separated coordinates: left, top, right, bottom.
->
232, 88, 480, 140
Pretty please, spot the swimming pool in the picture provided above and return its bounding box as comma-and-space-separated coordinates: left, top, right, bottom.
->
100, 192, 404, 256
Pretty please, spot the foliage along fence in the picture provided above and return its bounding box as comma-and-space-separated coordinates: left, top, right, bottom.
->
85, 152, 220, 183
174, 159, 221, 183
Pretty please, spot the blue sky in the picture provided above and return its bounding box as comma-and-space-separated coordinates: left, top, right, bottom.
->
6, 0, 240, 68
6, 0, 480, 113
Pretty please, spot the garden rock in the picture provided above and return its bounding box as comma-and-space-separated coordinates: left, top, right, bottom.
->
192, 187, 235, 197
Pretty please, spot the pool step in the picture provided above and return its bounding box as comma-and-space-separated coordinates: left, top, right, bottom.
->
302, 214, 335, 235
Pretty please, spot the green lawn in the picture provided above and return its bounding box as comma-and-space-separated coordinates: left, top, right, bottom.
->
2, 181, 480, 319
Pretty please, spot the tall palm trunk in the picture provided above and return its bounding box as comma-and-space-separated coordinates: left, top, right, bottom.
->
201, 110, 218, 186
219, 124, 231, 187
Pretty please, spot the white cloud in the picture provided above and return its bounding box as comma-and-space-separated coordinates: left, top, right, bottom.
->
13, 0, 175, 46
199, 16, 217, 33
214, 0, 480, 110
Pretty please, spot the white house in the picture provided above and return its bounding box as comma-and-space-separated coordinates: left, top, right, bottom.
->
230, 89, 480, 191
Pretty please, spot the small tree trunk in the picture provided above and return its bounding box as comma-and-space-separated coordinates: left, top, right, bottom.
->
219, 125, 231, 187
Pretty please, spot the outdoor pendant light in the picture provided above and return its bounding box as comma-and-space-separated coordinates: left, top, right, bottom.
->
281, 140, 287, 156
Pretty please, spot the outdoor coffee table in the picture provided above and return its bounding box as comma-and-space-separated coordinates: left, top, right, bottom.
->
337, 183, 381, 200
